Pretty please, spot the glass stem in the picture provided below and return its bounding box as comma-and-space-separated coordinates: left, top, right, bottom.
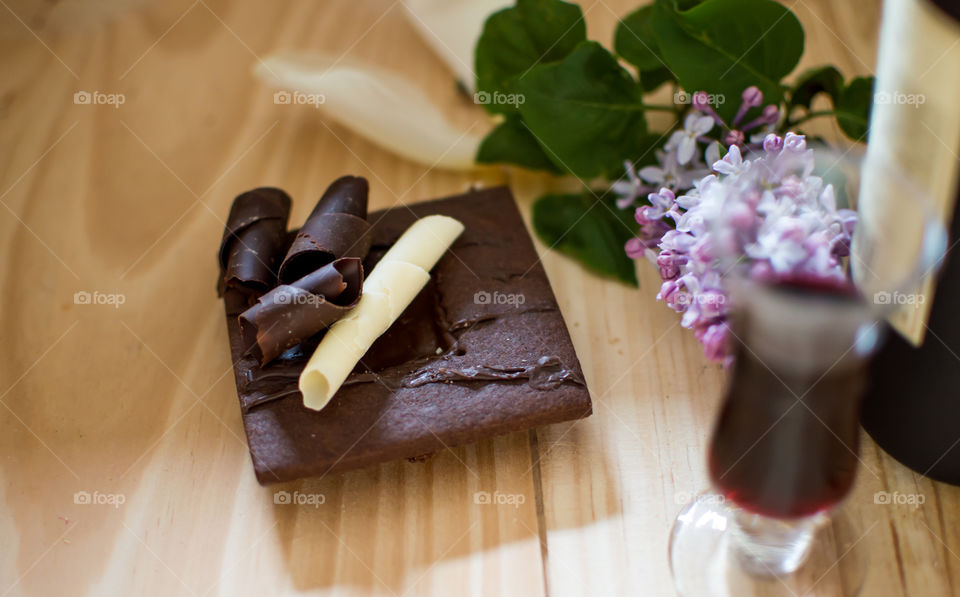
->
729, 509, 825, 577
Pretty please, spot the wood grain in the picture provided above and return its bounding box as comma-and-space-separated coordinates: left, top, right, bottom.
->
0, 1, 957, 596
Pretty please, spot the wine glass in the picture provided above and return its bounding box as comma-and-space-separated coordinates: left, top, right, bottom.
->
668, 143, 947, 596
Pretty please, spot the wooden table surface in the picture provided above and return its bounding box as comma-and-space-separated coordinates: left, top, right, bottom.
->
1, 1, 958, 595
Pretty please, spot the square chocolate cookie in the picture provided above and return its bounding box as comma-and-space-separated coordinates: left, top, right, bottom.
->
223, 186, 592, 484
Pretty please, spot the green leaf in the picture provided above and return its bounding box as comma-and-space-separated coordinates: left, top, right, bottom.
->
614, 5, 684, 91
639, 66, 675, 92
476, 115, 562, 173
517, 41, 647, 178
475, 0, 586, 115
835, 76, 873, 140
651, 0, 804, 122
532, 192, 639, 285
615, 5, 667, 72
790, 65, 843, 109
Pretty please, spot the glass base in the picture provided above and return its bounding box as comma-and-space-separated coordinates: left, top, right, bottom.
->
669, 492, 867, 597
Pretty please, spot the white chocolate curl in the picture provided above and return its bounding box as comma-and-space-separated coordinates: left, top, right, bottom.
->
299, 215, 465, 410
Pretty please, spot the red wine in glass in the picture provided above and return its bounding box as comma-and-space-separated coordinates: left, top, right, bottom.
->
670, 142, 947, 597
708, 280, 868, 519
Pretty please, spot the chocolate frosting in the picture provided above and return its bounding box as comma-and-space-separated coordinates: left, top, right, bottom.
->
278, 176, 373, 284
239, 258, 364, 365
235, 284, 582, 412
217, 187, 292, 307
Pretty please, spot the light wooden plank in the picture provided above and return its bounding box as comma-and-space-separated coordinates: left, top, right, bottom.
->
0, 1, 540, 596
1, 1, 958, 596
530, 2, 960, 596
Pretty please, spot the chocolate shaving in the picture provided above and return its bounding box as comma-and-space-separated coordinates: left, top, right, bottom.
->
278, 176, 373, 284
217, 187, 292, 309
239, 257, 364, 365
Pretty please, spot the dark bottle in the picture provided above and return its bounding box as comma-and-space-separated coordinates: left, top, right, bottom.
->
862, 0, 960, 485
863, 187, 960, 486
858, 0, 960, 487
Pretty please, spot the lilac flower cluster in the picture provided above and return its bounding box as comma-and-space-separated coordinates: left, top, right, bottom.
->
692, 87, 780, 150
614, 86, 779, 212
622, 132, 857, 364
613, 113, 716, 210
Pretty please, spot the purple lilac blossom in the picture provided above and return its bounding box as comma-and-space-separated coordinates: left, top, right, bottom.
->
624, 131, 857, 364
666, 112, 715, 165
612, 161, 653, 209
612, 86, 778, 213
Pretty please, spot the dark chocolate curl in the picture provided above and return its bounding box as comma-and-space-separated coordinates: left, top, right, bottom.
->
218, 187, 292, 305
278, 176, 373, 284
309, 175, 369, 218
239, 257, 363, 365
